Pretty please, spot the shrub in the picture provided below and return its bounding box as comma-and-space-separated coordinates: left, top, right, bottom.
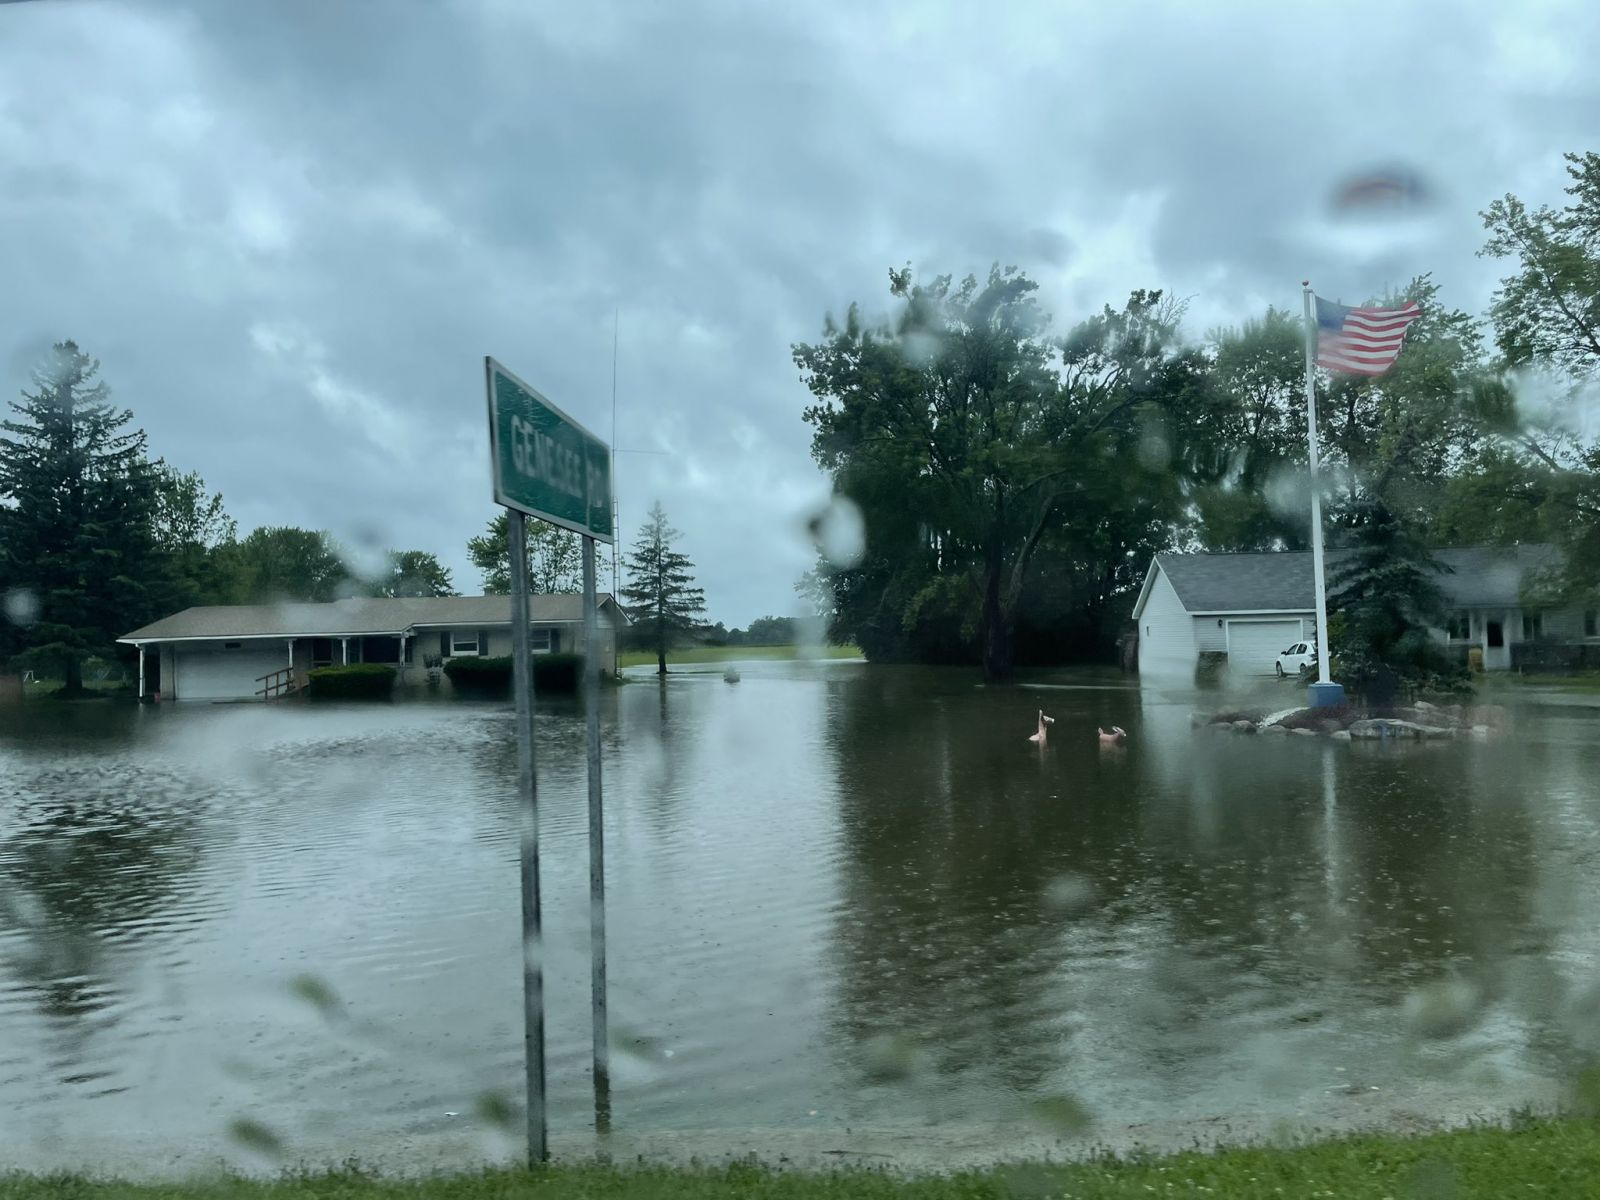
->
442, 653, 584, 697
534, 653, 582, 693
444, 655, 512, 696
307, 664, 395, 700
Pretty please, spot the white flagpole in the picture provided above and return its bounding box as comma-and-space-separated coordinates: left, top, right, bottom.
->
1302, 281, 1335, 692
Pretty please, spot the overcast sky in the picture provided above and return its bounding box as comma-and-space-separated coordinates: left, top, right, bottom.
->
2, 1, 1596, 624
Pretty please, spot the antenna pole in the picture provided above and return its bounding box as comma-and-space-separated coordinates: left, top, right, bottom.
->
611, 309, 620, 600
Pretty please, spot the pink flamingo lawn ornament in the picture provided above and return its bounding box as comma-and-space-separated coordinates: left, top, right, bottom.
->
1028, 710, 1055, 745
1098, 726, 1128, 747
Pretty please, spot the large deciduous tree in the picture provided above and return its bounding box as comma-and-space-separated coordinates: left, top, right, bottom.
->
369, 550, 456, 598
229, 526, 348, 603
150, 462, 237, 608
467, 512, 594, 594
796, 265, 1199, 682
621, 501, 706, 674
1473, 152, 1600, 604
0, 341, 161, 692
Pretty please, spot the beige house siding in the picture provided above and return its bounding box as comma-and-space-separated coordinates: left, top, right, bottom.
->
411, 619, 619, 675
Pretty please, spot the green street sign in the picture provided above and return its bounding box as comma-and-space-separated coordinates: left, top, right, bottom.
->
485, 357, 614, 543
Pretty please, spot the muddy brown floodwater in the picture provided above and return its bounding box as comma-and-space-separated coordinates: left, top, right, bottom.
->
2, 663, 1598, 1174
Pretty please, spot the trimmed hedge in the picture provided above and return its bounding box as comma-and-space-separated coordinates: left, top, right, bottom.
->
307, 664, 396, 700
442, 653, 583, 697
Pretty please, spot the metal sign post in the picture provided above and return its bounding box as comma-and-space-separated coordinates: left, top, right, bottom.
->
582, 535, 611, 1131
485, 357, 614, 1162
507, 507, 546, 1163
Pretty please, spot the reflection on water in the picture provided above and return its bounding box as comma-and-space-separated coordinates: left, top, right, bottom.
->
1, 667, 1599, 1161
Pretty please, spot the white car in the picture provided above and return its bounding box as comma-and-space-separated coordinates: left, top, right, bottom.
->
1275, 640, 1317, 678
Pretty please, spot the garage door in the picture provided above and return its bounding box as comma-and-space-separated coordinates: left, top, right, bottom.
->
1226, 619, 1305, 677
175, 648, 288, 700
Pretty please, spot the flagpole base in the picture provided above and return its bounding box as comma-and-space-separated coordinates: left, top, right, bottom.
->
1308, 681, 1346, 709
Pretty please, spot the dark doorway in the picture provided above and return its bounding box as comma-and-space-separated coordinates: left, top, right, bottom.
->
1487, 621, 1504, 649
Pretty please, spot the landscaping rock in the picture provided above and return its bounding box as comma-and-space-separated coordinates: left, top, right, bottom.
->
1348, 718, 1457, 741
1262, 723, 1289, 735
1232, 719, 1257, 734
1290, 728, 1317, 737
1330, 729, 1353, 741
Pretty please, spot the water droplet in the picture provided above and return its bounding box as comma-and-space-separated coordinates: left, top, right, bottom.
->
2, 588, 39, 626
860, 1032, 921, 1083
805, 495, 865, 570
473, 1090, 516, 1130
227, 1118, 284, 1157
1402, 978, 1480, 1040
1027, 1094, 1093, 1135
1041, 874, 1096, 915
288, 973, 341, 1017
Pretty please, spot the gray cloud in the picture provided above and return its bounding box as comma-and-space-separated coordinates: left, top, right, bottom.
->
2, 0, 1594, 623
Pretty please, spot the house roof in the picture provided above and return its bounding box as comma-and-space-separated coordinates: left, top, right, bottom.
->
120, 593, 626, 642
1143, 544, 1562, 616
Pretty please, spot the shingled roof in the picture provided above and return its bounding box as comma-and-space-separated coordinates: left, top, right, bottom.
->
1144, 544, 1562, 615
121, 593, 625, 642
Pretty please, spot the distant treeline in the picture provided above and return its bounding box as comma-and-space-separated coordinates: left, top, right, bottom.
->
702, 615, 802, 647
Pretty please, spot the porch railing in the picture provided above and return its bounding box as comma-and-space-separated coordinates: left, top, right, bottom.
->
255, 667, 300, 701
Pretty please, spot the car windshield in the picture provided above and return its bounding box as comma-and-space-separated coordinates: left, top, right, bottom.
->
3, 1, 1599, 1191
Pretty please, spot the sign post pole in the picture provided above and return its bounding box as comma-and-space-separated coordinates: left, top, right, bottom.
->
485, 356, 614, 1163
507, 507, 547, 1164
582, 535, 611, 1132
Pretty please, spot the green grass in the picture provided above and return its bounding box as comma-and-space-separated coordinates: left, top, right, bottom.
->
6, 1119, 1600, 1198
1481, 672, 1600, 692
618, 644, 862, 668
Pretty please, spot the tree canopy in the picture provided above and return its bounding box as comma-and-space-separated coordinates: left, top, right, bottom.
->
797, 266, 1205, 680
467, 511, 598, 594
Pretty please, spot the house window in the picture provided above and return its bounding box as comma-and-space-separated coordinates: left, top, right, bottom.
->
1586, 610, 1598, 638
311, 638, 335, 667
1522, 611, 1543, 641
1446, 611, 1472, 641
449, 630, 481, 656
223, 641, 242, 650
363, 636, 401, 663
529, 628, 552, 653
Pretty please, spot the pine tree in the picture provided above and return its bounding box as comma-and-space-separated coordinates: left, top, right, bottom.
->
1329, 503, 1467, 700
621, 502, 706, 674
0, 342, 161, 693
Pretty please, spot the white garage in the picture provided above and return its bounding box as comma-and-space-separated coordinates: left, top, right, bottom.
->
1224, 618, 1309, 677
1131, 551, 1318, 683
173, 643, 291, 700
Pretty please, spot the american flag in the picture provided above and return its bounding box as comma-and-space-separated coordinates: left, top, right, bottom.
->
1315, 296, 1422, 376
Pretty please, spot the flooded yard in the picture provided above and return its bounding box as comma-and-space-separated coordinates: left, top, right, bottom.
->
3, 664, 1599, 1170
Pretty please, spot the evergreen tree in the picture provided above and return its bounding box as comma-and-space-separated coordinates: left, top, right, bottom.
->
0, 342, 161, 692
1328, 503, 1467, 700
621, 502, 706, 674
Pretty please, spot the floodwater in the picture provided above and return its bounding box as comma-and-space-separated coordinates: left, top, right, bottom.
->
3, 664, 1600, 1171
